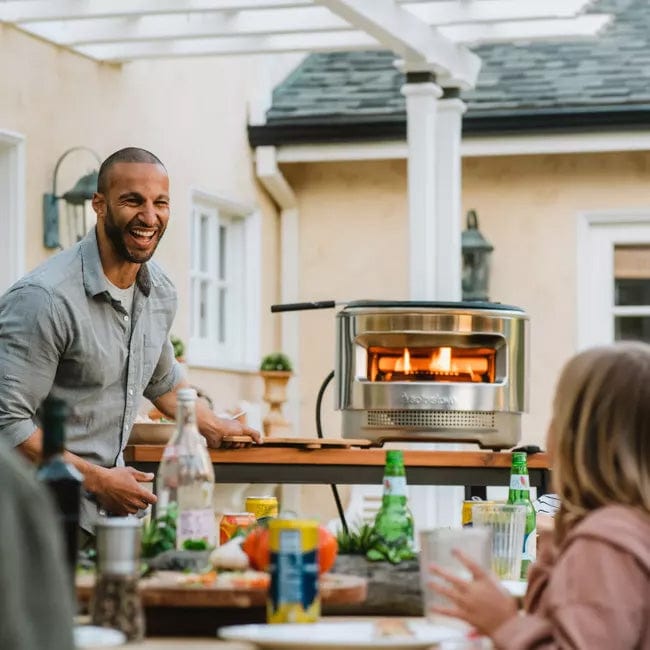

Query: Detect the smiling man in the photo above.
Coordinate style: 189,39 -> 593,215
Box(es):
0,147 -> 261,535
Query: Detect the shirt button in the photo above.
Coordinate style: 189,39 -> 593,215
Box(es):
128,388 -> 134,396
124,315 -> 129,322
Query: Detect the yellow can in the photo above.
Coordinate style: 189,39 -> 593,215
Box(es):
246,496 -> 279,522
462,499 -> 495,527
267,518 -> 320,624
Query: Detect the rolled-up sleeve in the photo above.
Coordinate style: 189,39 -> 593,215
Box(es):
0,285 -> 66,446
143,337 -> 183,401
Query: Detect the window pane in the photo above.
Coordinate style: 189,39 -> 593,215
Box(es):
615,279 -> 650,306
199,281 -> 208,338
218,287 -> 226,344
219,225 -> 227,281
614,316 -> 650,343
199,214 -> 209,273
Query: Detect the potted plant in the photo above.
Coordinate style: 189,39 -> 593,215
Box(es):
171,335 -> 185,362
259,353 -> 293,437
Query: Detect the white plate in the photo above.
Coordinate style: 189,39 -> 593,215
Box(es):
219,621 -> 464,650
501,580 -> 527,598
74,625 -> 126,648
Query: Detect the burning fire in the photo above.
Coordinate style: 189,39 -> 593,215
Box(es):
375,346 -> 493,382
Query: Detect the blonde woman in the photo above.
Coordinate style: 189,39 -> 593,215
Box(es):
430,342 -> 650,648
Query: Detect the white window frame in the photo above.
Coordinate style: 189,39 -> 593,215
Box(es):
0,130 -> 25,293
187,189 -> 261,371
577,210 -> 650,349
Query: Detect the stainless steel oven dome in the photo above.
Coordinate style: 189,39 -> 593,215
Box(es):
335,300 -> 529,449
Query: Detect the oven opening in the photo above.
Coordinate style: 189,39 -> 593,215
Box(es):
367,345 -> 496,383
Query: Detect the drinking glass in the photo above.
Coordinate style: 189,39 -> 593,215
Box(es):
471,503 -> 526,581
419,527 -> 492,627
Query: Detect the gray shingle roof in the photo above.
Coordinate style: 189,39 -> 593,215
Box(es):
266,0 -> 650,122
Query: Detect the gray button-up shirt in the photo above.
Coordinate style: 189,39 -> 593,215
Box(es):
0,228 -> 182,529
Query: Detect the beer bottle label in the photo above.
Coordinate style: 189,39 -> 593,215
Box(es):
383,476 -> 407,496
509,474 -> 530,490
522,526 -> 537,563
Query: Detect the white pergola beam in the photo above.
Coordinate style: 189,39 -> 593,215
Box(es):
408,0 -> 596,26
26,7 -> 349,45
25,2 -> 605,47
76,30 -> 379,62
0,0 -> 312,23
441,14 -> 611,45
319,0 -> 481,88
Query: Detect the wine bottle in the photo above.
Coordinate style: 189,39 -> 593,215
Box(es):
36,396 -> 83,587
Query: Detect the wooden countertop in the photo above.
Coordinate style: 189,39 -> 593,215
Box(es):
124,445 -> 550,469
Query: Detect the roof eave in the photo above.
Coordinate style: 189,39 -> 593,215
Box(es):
248,104 -> 650,147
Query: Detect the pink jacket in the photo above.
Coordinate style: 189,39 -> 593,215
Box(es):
492,505 -> 650,649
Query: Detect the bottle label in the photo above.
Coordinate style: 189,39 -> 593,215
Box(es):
383,476 -> 407,496
509,474 -> 530,490
178,508 -> 217,547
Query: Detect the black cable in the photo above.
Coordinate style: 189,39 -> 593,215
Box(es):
315,370 -> 349,536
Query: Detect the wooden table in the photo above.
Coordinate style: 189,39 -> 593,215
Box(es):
78,572 -> 367,637
124,446 -> 551,497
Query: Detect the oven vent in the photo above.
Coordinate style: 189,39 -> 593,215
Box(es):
366,410 -> 496,430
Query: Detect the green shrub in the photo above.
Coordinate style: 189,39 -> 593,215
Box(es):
260,352 -> 293,372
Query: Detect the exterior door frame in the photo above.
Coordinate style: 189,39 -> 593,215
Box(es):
577,210 -> 650,349
0,130 -> 26,291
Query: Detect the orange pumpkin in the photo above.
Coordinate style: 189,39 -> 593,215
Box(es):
242,524 -> 338,575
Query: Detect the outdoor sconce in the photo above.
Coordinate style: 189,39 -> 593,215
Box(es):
43,147 -> 101,249
461,209 -> 494,301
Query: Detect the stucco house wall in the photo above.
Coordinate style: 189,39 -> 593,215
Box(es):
0,26 -> 282,415
282,150 -> 650,455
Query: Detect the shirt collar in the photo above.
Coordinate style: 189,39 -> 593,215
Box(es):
80,227 -> 152,298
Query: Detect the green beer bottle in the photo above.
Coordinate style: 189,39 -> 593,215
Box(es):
372,450 -> 414,562
507,451 -> 537,579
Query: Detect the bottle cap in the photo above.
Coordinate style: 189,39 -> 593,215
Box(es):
177,387 -> 198,402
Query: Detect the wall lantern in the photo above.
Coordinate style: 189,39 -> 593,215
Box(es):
43,147 -> 101,249
461,209 -> 494,302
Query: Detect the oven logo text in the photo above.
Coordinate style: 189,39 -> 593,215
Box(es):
401,393 -> 456,407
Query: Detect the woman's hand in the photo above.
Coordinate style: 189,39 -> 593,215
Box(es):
428,549 -> 518,637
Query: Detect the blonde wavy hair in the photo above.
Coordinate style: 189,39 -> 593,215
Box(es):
551,342 -> 650,541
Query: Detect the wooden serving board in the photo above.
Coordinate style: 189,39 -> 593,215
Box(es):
77,572 -> 367,609
221,435 -> 374,449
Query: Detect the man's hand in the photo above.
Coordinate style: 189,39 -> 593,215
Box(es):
153,384 -> 263,448
199,412 -> 263,448
91,466 -> 157,516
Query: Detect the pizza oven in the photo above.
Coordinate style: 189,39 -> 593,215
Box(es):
335,301 -> 529,449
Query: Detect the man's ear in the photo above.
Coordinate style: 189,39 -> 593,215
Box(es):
91,192 -> 105,220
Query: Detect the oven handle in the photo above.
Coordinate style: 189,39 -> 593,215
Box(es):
271,300 -> 343,312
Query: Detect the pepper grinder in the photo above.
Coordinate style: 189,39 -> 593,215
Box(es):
90,517 -> 145,642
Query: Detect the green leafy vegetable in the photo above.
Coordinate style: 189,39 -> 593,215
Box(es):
141,503 -> 178,558
336,521 -> 415,564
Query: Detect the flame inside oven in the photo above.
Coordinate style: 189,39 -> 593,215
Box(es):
368,345 -> 496,383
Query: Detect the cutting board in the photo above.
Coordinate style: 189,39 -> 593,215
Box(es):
77,572 -> 367,609
221,436 -> 374,448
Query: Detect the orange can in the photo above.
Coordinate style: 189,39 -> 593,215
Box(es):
219,512 -> 256,545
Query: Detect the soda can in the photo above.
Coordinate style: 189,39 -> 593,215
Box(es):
267,518 -> 320,624
219,512 -> 256,545
462,499 -> 495,527
245,496 -> 279,522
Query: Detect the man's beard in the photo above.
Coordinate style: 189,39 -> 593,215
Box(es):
103,205 -> 165,264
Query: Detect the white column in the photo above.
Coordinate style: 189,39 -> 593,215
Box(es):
435,91 -> 466,301
401,74 -> 442,300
